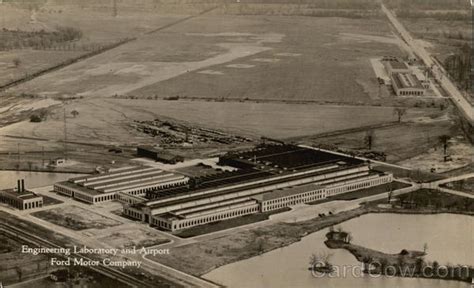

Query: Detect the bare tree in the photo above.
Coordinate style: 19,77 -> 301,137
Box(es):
393,107 -> 407,123
438,135 -> 451,162
15,266 -> 23,282
13,58 -> 21,67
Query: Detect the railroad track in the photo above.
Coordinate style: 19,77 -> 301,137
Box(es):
0,223 -> 155,288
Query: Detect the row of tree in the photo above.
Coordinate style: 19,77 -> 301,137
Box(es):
444,43 -> 471,91
0,27 -> 83,51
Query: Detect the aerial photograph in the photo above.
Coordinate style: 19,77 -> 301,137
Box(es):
0,0 -> 472,287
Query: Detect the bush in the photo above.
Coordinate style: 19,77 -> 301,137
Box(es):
30,114 -> 42,122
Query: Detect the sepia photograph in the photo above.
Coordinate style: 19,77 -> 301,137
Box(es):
0,0 -> 473,287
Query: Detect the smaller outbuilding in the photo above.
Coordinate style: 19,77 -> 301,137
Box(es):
137,146 -> 184,164
0,179 -> 43,210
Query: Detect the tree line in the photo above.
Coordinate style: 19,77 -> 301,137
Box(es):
0,26 -> 83,51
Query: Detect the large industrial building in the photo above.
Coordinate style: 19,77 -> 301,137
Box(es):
391,72 -> 425,96
54,166 -> 189,204
122,144 -> 393,232
0,179 -> 43,210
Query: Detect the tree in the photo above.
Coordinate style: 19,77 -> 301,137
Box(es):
71,110 -> 79,118
423,243 -> 428,254
438,135 -> 451,161
30,114 -> 42,122
362,256 -> 373,272
346,233 -> 353,244
256,238 -> 265,254
393,107 -> 407,123
15,266 -> 23,282
13,58 -> 21,67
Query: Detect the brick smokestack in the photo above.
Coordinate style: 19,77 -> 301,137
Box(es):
21,179 -> 25,192
17,180 -> 21,193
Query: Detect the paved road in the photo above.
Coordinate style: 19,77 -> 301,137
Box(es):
421,172 -> 474,199
381,3 -> 474,125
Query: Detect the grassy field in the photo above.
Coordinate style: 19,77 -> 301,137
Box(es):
96,227 -> 170,249
7,14 -> 400,103
442,177 -> 474,194
130,16 -> 400,104
32,205 -> 121,230
0,50 -> 83,86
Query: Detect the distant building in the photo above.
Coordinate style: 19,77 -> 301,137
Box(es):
391,72 -> 425,96
49,158 -> 66,167
385,60 -> 410,75
137,146 -> 184,164
0,180 -> 43,210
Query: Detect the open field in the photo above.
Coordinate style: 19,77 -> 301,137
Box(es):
0,95 -> 450,172
0,50 -> 83,86
95,226 -> 170,249
295,108 -> 463,163
0,97 -> 439,144
32,205 -> 122,230
7,15 -> 402,104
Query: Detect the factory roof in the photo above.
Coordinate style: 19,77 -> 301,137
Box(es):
392,72 -> 424,90
0,189 -> 42,200
257,183 -> 323,201
386,60 -> 410,70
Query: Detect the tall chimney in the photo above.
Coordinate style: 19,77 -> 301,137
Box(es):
17,180 -> 21,193
21,179 -> 25,192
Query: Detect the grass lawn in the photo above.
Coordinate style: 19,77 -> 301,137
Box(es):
367,189 -> 474,212
374,165 -> 445,182
31,205 -> 121,231
441,177 -> 474,194
173,208 -> 290,238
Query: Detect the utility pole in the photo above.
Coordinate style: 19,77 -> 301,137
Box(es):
17,143 -> 20,170
112,0 -> 117,17
63,105 -> 68,161
42,146 -> 45,168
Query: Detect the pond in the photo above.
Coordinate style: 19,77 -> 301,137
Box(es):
0,170 -> 83,190
204,213 -> 473,288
